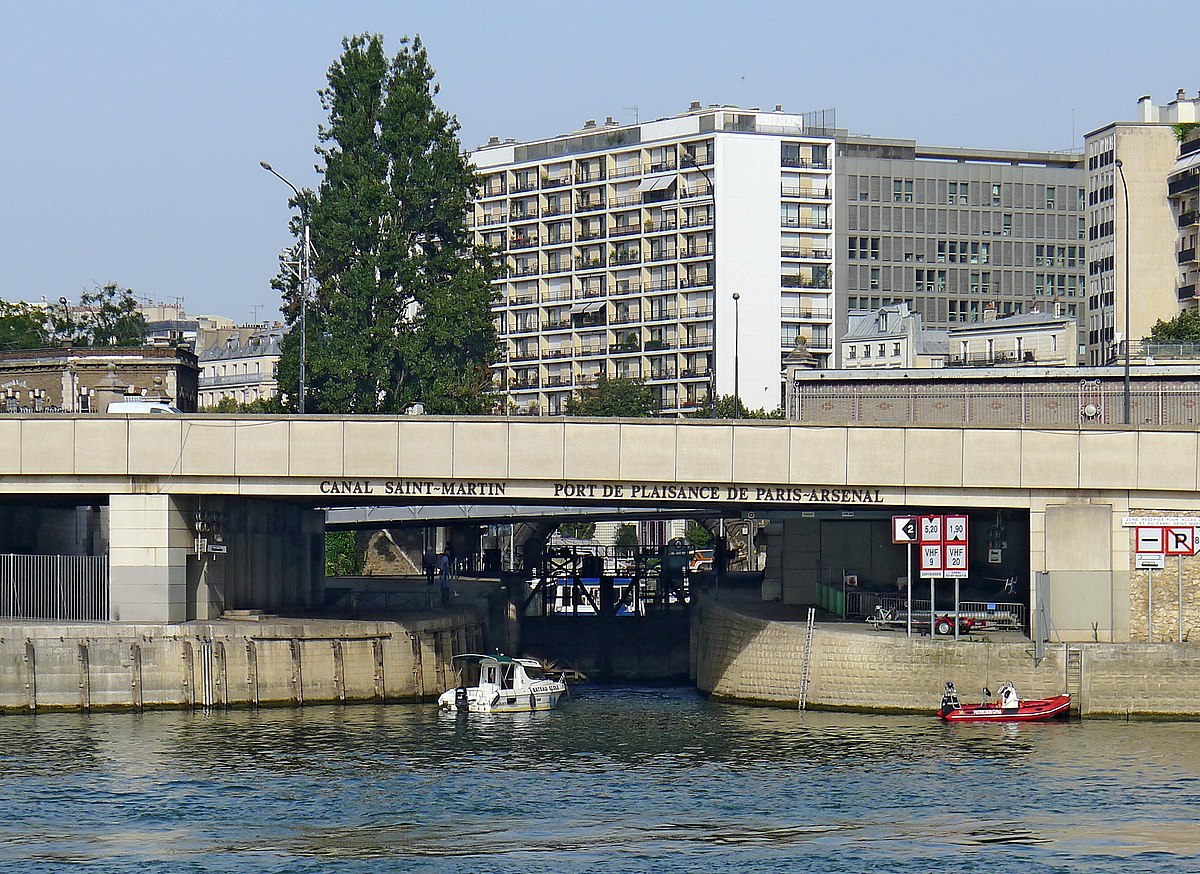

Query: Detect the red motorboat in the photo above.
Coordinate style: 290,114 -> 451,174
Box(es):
939,681 -> 1071,722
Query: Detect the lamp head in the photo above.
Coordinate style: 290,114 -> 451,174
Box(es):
1114,158 -> 1123,169
259,161 -> 273,171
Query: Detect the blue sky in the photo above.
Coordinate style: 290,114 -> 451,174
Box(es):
0,0 -> 1191,323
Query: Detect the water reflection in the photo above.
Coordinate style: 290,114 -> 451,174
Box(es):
0,688 -> 1198,872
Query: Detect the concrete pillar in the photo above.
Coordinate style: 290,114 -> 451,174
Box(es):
109,494 -> 193,622
1044,503 -> 1119,642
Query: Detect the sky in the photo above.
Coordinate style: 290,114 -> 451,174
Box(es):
0,0 -> 1193,324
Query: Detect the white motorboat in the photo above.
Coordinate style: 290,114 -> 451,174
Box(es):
438,653 -> 567,714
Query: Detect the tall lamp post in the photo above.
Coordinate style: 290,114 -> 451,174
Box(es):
680,151 -> 717,415
732,292 -> 741,419
1114,159 -> 1131,425
260,161 -> 311,414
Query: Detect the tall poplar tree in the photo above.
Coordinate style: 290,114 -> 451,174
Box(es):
276,34 -> 497,414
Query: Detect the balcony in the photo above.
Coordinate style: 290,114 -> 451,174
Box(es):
542,202 -> 569,217
509,348 -> 541,362
680,275 -> 712,289
542,319 -> 573,331
576,199 -> 607,213
781,217 -> 832,230
577,228 -> 604,241
781,274 -> 831,289
478,213 -> 508,228
611,194 -> 641,208
679,185 -> 713,201
575,256 -> 606,271
610,164 -> 643,180
645,219 -> 677,234
544,374 -> 573,387
645,278 -> 679,292
1179,210 -> 1199,228
945,351 -> 1036,367
645,308 -> 678,323
781,307 -> 833,321
509,236 -> 539,250
610,311 -> 642,325
512,264 -> 540,277
680,334 -> 713,350
545,261 -> 572,275
1179,283 -> 1197,301
781,187 -> 831,199
680,307 -> 714,320
680,215 -> 713,229
1180,247 -> 1197,265
781,157 -> 830,170
610,224 -> 640,238
512,177 -> 539,193
781,247 -> 832,260
575,169 -> 605,183
544,232 -> 572,245
509,208 -> 538,222
611,281 -> 642,296
1169,173 -> 1199,196
681,245 -> 712,258
644,339 -> 677,351
647,249 -> 678,263
542,175 -> 572,189
612,250 -> 641,266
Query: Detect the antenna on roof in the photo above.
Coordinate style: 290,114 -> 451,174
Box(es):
624,106 -> 639,124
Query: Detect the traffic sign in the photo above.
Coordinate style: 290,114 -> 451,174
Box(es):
1165,526 -> 1196,556
920,543 -> 943,578
944,543 -> 968,578
1136,552 -> 1165,570
920,515 -> 943,544
892,515 -> 918,544
1136,526 -> 1164,554
944,514 -> 968,544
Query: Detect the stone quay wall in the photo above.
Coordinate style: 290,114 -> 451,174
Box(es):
0,612 -> 484,713
1127,512 -> 1200,644
694,599 -> 1200,719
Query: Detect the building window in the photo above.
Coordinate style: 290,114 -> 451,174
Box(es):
863,344 -> 871,358
893,342 -> 901,356
1045,186 -> 1056,209
870,238 -> 880,260
991,183 -> 1002,206
1002,214 -> 1012,236
949,181 -> 968,205
937,241 -> 946,263
847,346 -> 856,359
870,267 -> 880,289
893,179 -> 913,203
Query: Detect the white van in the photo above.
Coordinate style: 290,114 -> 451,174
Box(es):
105,400 -> 182,414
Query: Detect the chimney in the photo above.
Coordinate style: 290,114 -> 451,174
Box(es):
982,303 -> 997,322
605,116 -> 615,125
689,100 -> 701,111
1177,88 -> 1187,102
583,119 -> 596,129
487,136 -> 500,146
1138,94 -> 1155,123
774,104 -> 783,112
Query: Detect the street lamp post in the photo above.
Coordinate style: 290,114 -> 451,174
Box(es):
680,151 -> 717,415
1115,159 -> 1131,425
260,161 -> 311,414
732,292 -> 741,419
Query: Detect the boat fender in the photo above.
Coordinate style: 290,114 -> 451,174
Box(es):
529,691 -> 536,711
490,692 -> 500,708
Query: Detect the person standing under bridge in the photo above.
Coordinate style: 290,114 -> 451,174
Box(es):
438,552 -> 451,608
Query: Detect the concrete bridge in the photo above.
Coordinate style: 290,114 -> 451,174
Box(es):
2,415 -> 1198,641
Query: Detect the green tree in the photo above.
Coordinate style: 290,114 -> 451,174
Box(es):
685,520 -> 713,548
564,376 -> 658,417
275,34 -> 497,414
0,301 -> 50,351
202,395 -> 287,414
689,394 -> 784,420
1149,309 -> 1200,344
558,521 -> 596,540
613,523 -> 638,548
49,284 -> 147,347
325,530 -> 364,576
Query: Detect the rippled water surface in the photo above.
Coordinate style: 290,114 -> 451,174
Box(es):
1,687 -> 1199,872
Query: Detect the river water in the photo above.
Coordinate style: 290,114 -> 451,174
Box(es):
1,686 -> 1198,873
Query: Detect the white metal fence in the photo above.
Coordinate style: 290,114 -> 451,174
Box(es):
0,555 -> 109,621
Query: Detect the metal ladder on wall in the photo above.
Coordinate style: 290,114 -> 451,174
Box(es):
798,607 -> 816,711
1065,644 -> 1083,714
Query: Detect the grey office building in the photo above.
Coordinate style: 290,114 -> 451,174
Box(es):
835,136 -> 1086,365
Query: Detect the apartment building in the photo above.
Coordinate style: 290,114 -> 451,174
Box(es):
839,303 -> 947,369
1170,123 -> 1200,309
197,326 -> 283,408
470,103 -> 836,415
1084,90 -> 1200,365
835,136 -> 1086,366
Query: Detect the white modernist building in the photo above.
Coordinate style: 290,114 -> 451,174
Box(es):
470,103 -> 836,415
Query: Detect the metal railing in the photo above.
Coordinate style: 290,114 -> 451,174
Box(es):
1,554 -> 109,621
791,381 -> 1200,427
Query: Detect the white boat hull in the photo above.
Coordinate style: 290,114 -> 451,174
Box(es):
438,683 -> 565,713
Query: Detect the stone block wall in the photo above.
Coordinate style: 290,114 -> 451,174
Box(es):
694,598 -> 1200,718
1127,512 -> 1200,643
0,612 -> 484,713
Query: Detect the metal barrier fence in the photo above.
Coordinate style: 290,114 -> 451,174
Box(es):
0,555 -> 109,621
834,587 -> 1026,630
792,381 -> 1200,428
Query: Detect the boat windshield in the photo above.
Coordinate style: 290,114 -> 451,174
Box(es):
523,664 -> 544,680
455,660 -> 483,687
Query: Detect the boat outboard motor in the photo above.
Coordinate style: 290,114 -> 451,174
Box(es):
454,684 -> 469,713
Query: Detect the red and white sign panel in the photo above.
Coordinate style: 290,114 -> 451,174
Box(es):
1164,526 -> 1195,556
1135,527 -> 1164,555
920,543 -> 943,578
920,515 -> 943,544
944,515 -> 969,544
892,516 -> 918,544
944,543 -> 968,578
